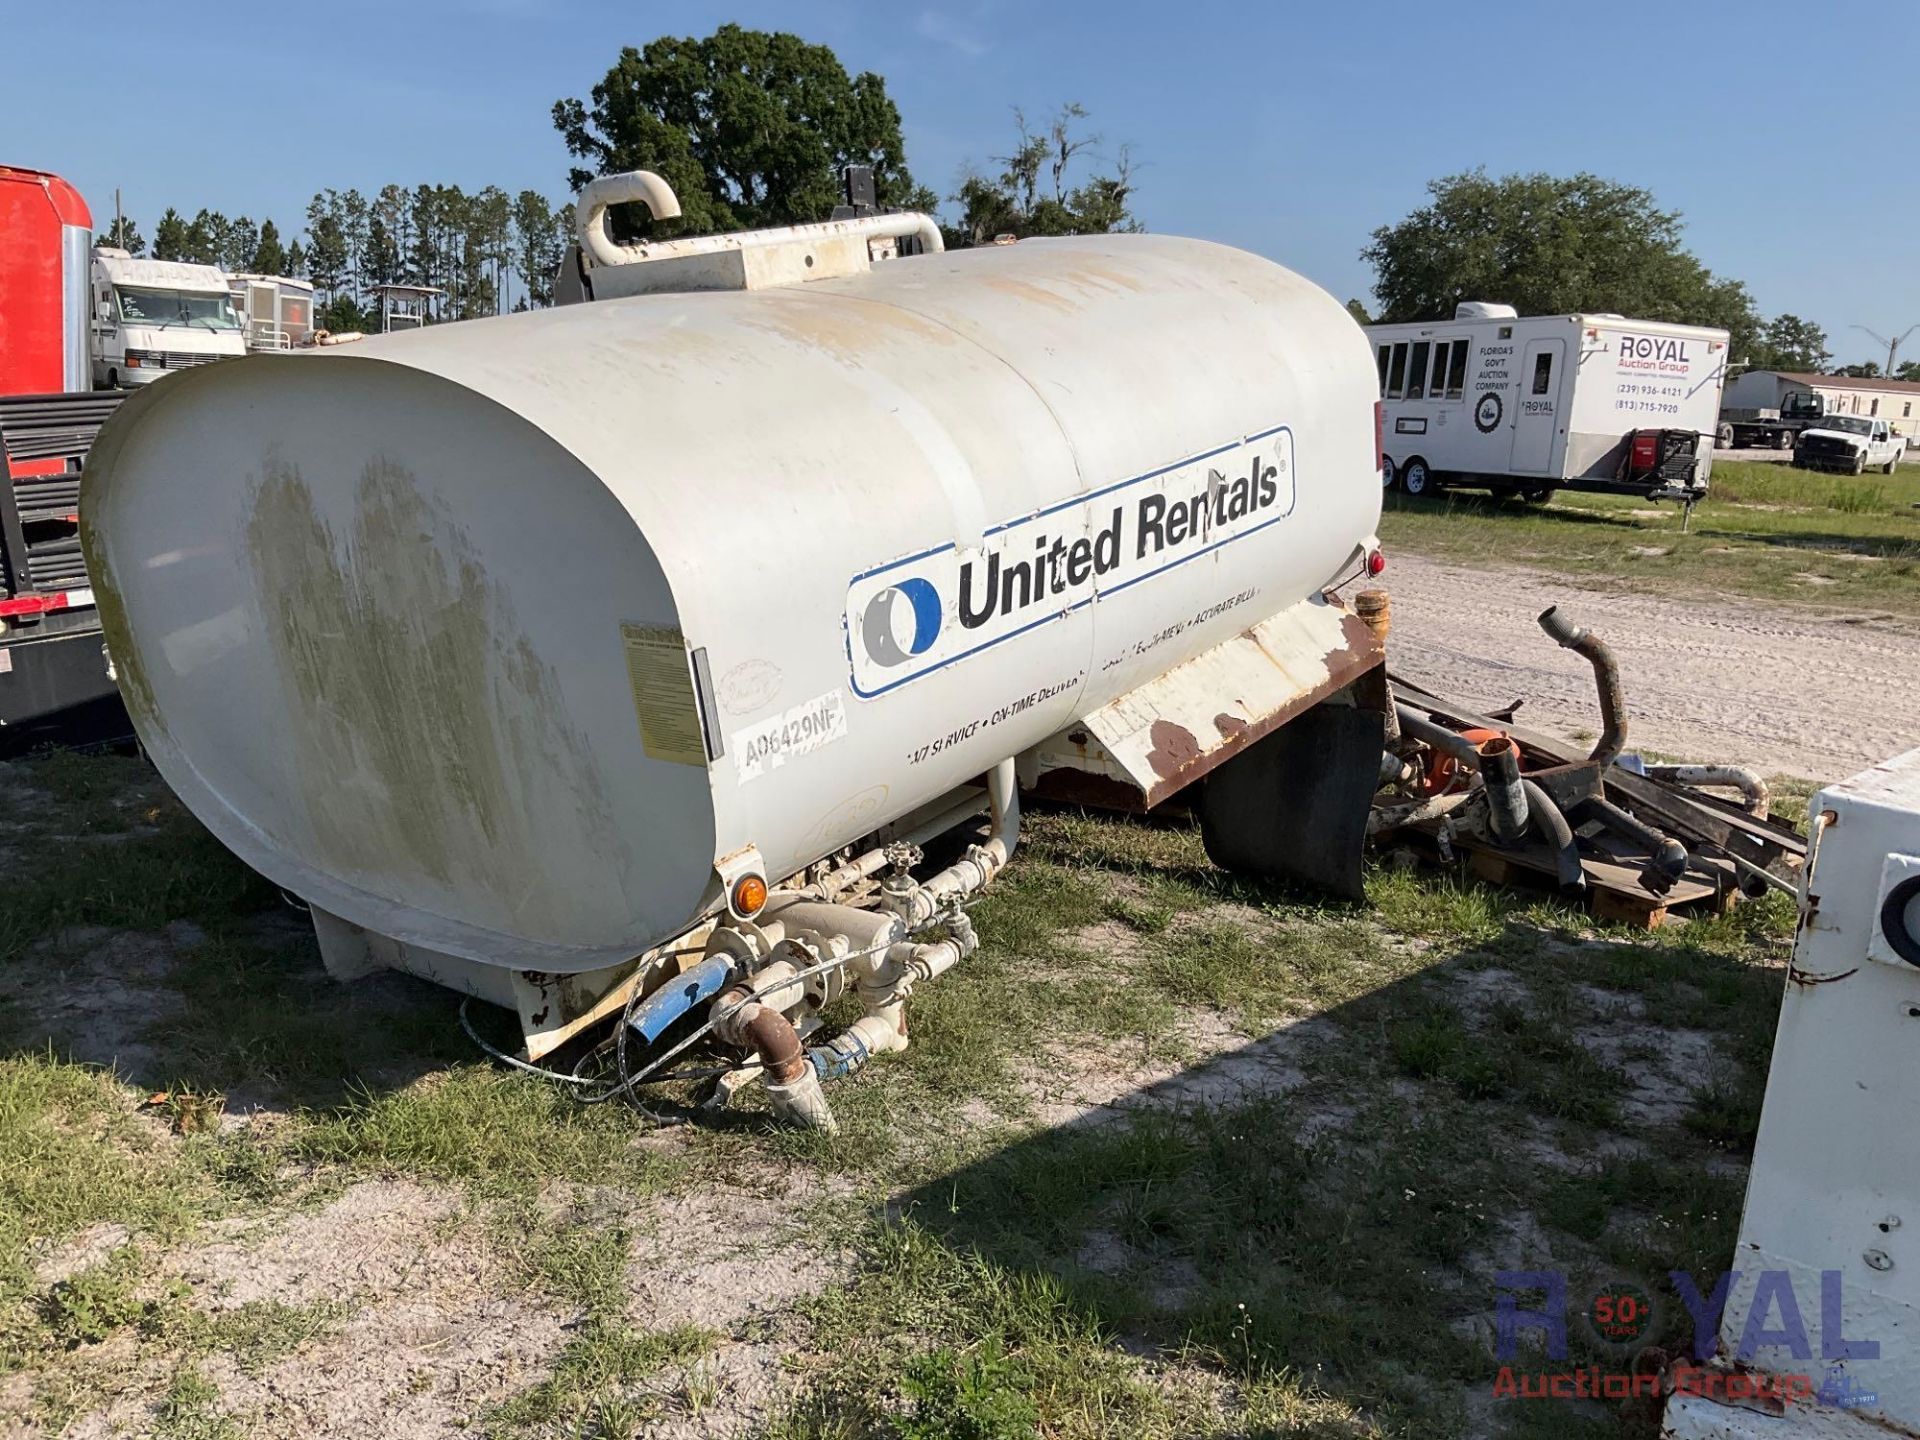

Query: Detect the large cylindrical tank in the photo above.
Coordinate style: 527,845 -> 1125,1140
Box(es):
83,233 -> 1381,972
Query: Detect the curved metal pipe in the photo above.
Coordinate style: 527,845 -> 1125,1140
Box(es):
1537,606 -> 1628,767
577,168 -> 943,271
1521,779 -> 1585,892
1477,736 -> 1530,843
1645,763 -> 1771,819
739,1006 -> 808,1084
576,170 -> 684,268
896,758 -> 1020,926
1588,795 -> 1689,894
711,970 -> 836,1130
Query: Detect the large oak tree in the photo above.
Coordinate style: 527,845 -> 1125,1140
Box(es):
553,25 -> 934,236
1363,170 -> 1764,358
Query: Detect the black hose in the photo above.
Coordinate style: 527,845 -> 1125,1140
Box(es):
1522,779 -> 1585,892
1397,706 -> 1585,891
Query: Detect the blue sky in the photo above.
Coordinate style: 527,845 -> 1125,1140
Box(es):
8,0 -> 1916,366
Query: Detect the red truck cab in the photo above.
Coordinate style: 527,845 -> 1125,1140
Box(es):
0,165 -> 129,750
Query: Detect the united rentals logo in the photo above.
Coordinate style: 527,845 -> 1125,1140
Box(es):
846,426 -> 1297,697
859,578 -> 943,668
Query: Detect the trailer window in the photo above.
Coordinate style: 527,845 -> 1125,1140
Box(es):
1406,342 -> 1431,400
1377,345 -> 1391,389
1427,340 -> 1465,399
1871,398 -> 1880,416
1530,350 -> 1553,395
1386,343 -> 1408,398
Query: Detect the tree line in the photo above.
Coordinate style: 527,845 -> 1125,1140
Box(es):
94,25 -> 1137,337
93,25 -> 1873,378
1356,169 -> 1901,377
96,186 -> 572,332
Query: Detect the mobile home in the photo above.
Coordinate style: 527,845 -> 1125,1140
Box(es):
1367,305 -> 1729,500
90,249 -> 246,387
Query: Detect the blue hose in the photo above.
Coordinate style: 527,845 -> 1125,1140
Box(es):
626,955 -> 735,1045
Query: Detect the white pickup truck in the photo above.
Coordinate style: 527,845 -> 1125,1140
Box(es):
1792,413 -> 1904,474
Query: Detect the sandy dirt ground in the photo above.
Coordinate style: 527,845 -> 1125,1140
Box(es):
1382,551 -> 1920,783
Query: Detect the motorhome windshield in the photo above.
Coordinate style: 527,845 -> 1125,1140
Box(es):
115,286 -> 241,330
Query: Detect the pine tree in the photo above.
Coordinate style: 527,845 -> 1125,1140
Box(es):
95,216 -> 146,255
223,216 -> 259,273
152,208 -> 191,261
184,210 -> 230,266
253,219 -> 287,276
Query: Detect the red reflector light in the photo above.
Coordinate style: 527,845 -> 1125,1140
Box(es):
1366,549 -> 1387,577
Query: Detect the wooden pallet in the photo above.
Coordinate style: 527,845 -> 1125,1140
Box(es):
1457,835 -> 1737,930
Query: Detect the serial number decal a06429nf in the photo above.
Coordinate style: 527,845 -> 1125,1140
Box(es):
732,688 -> 848,782
845,426 -> 1296,697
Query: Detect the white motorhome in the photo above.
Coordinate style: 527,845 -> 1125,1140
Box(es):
90,249 -> 246,388
1367,305 -> 1729,500
227,272 -> 316,352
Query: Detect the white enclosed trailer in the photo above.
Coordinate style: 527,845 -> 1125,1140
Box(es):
82,172 -> 1389,1125
1368,305 -> 1728,501
227,273 -> 315,352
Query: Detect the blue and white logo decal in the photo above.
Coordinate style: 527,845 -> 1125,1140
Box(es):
845,425 -> 1296,697
859,577 -> 943,668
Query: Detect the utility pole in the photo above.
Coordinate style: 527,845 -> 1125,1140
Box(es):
114,187 -> 122,247
1852,321 -> 1920,377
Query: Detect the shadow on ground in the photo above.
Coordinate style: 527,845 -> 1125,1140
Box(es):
862,874 -> 1779,1439
0,751 -> 468,1114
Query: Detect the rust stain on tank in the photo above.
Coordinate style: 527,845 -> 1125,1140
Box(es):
977,276 -> 1082,315
1213,713 -> 1249,738
742,293 -> 965,354
1063,261 -> 1148,294
1144,719 -> 1202,779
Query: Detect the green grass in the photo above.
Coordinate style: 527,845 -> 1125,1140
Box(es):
0,1057 -> 205,1312
0,756 -> 277,971
482,1210 -> 718,1437
755,807 -> 1796,1438
152,1366 -> 244,1440
1,752 -> 1804,1438
292,1065 -> 683,1197
1380,458 -> 1920,615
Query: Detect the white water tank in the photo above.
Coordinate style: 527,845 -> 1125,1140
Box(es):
83,233 -> 1381,972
